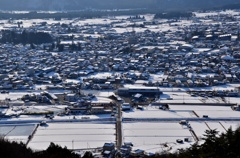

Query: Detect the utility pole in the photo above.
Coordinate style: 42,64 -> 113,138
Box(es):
183,93 -> 185,104
72,140 -> 74,150
116,102 -> 122,150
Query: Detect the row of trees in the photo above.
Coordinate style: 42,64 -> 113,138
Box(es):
0,138 -> 94,158
154,12 -> 193,19
1,30 -> 53,44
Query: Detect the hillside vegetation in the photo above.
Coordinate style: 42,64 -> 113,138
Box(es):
155,127 -> 240,158
0,139 -> 80,158
0,0 -> 237,11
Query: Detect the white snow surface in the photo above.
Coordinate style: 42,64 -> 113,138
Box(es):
123,122 -> 193,153
28,122 -> 115,150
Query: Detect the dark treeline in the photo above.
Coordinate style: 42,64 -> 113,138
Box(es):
154,12 -> 193,19
213,3 -> 240,10
0,138 -> 83,158
1,30 -> 53,44
0,0 -> 237,11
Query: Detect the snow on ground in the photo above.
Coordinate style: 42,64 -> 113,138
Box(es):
123,122 -> 193,153
0,11 -> 238,34
28,122 -> 115,150
65,79 -> 82,84
74,18 -> 118,25
0,92 -> 26,100
84,72 -> 119,79
194,10 -> 239,18
170,105 -> 240,119
220,121 -> 240,131
2,115 -> 45,122
196,110 -> 240,119
114,24 -> 176,33
157,90 -> 239,104
123,104 -> 240,120
159,92 -> 205,104
2,113 -> 112,123
0,89 -> 73,101
189,121 -> 209,140
149,72 -> 166,82
82,90 -> 115,97
124,84 -> 240,93
228,97 -> 240,104
170,105 -> 230,111
168,142 -> 194,154
0,124 -> 36,143
187,84 -> 240,92
0,19 -> 71,29
123,106 -> 196,119
205,122 -> 226,134
4,105 -> 67,117
92,96 -> 114,102
33,84 -> 49,90
135,80 -> 148,84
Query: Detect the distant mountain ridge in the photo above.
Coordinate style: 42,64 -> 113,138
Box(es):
0,0 -> 238,11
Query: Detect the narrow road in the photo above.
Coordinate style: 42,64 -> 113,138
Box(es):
2,116 -> 240,125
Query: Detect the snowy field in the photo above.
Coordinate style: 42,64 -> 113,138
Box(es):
27,122 -> 115,150
123,104 -> 240,120
188,121 -> 209,140
125,83 -> 240,93
158,90 -> 239,104
194,10 -> 240,18
195,110 -> 240,119
123,122 -> 193,153
206,122 -> 226,134
0,124 -> 35,143
0,92 -> 29,100
169,105 -> 240,119
0,90 -> 70,101
220,121 -> 240,131
159,92 -> 206,104
189,121 -> 240,140
123,106 -> 197,119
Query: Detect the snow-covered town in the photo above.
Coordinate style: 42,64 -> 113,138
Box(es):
0,9 -> 240,157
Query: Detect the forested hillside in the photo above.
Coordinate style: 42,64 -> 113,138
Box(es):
156,127 -> 240,158
0,0 -> 237,11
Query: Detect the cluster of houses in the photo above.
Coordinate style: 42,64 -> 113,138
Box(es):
0,10 -> 239,114
101,142 -> 147,158
0,12 -> 239,94
0,9 -> 240,157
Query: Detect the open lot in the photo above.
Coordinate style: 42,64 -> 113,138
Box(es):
123,106 -> 196,119
220,121 -> 240,131
0,124 -> 35,143
159,91 -> 235,104
170,105 -> 240,119
27,122 -> 115,150
123,122 -> 193,153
